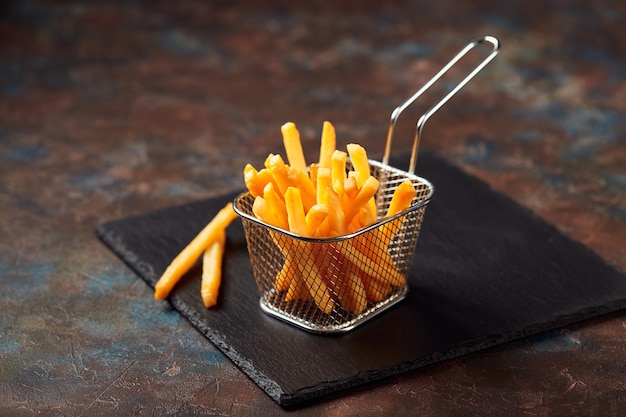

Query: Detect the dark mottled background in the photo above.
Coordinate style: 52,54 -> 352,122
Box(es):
1,0 -> 625,416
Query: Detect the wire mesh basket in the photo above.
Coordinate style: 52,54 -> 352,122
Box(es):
235,161 -> 433,333
233,36 -> 499,333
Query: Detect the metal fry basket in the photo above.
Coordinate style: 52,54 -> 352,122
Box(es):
233,36 -> 500,333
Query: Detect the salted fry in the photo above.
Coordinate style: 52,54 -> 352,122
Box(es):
285,187 -> 309,236
297,242 -> 335,313
309,163 -> 318,189
331,150 -> 347,194
347,143 -> 377,218
343,176 -> 358,200
305,204 -> 329,236
337,239 -> 406,287
200,229 -> 226,308
281,122 -> 308,174
266,153 -> 290,195
359,269 -> 393,302
253,196 -> 287,230
344,175 -> 379,225
315,167 -> 332,205
244,165 -> 277,198
380,180 -> 417,242
318,121 -> 336,169
262,183 -> 289,230
287,166 -> 317,211
285,272 -> 309,302
322,186 -> 346,236
331,265 -> 368,315
276,250 -> 298,293
342,235 -> 405,287
154,203 -> 237,300
386,180 -> 417,217
346,143 -> 370,187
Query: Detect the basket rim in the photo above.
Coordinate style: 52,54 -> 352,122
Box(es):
232,159 -> 435,243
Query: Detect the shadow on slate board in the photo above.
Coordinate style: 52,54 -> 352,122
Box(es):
96,151 -> 626,408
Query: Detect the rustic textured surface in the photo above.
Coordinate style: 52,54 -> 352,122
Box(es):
1,0 -> 625,416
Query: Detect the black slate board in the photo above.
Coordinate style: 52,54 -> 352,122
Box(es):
96,151 -> 626,408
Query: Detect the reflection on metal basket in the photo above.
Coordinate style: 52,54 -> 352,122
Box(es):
234,160 -> 434,333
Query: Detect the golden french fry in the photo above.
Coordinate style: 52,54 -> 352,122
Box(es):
331,150 -> 347,194
309,163 -> 318,190
386,180 -> 417,217
358,206 -> 376,228
359,269 -> 393,302
336,238 -> 405,287
154,203 -> 237,300
380,180 -> 417,242
343,176 -> 358,200
200,228 -> 226,308
347,143 -> 377,218
287,166 -> 317,211
299,243 -> 335,313
319,121 -> 336,170
262,183 -> 288,229
253,196 -> 276,227
266,153 -> 291,195
335,267 -> 368,315
305,204 -> 329,236
275,248 -> 297,293
315,167 -> 331,205
284,187 -> 309,236
346,143 -> 370,187
344,175 -> 379,226
285,271 -> 309,302
322,186 -> 346,236
244,165 -> 276,198
281,122 -> 308,174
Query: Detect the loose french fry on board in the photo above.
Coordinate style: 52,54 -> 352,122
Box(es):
200,228 -> 227,308
154,203 -> 237,300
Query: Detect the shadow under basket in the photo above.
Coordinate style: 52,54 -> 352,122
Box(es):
233,159 -> 435,334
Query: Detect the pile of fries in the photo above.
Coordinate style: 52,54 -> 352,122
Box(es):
154,121 -> 417,314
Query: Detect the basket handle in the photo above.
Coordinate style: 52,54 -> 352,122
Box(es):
382,35 -> 500,174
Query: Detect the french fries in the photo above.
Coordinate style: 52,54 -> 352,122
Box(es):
154,120 -> 420,316
201,228 -> 226,308
154,203 -> 237,304
245,121 -> 419,315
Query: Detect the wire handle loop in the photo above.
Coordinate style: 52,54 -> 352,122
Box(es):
382,35 -> 500,174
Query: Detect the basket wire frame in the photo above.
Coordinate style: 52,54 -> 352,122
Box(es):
233,35 -> 499,333
234,160 -> 434,333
